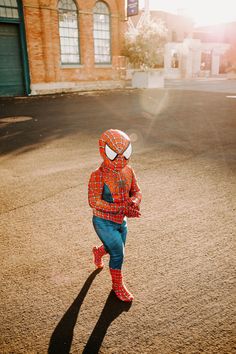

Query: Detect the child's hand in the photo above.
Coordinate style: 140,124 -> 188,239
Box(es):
127,197 -> 140,211
116,201 -> 141,217
124,205 -> 141,218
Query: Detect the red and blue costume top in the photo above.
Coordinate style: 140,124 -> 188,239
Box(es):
88,129 -> 142,224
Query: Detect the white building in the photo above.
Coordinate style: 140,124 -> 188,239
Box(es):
164,38 -> 230,79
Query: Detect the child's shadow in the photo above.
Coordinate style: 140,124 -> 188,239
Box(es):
82,291 -> 132,354
48,269 -> 132,354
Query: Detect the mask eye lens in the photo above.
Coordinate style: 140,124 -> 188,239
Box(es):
105,144 -> 118,161
123,143 -> 132,160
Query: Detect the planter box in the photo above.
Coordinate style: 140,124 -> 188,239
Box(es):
132,69 -> 164,88
164,68 -> 181,79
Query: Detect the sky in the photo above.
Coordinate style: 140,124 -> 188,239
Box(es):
139,0 -> 236,26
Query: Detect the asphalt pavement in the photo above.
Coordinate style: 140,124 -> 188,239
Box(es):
0,80 -> 236,354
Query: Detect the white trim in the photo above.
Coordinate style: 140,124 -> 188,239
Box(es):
60,65 -> 84,69
94,64 -> 112,68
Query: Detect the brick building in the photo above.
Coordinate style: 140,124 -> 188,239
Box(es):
0,0 -> 126,96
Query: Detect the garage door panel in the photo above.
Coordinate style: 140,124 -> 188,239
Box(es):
0,54 -> 22,65
0,41 -> 20,53
0,83 -> 23,91
0,69 -> 23,81
0,23 -> 25,96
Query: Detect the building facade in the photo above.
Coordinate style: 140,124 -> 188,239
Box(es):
164,39 -> 230,79
164,23 -> 236,79
193,22 -> 236,75
128,9 -> 232,79
0,0 -> 126,96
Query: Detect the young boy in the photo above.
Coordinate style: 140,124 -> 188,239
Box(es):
88,129 -> 142,302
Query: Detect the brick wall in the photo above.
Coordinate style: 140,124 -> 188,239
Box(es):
22,0 -> 126,94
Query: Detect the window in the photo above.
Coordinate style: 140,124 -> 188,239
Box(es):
0,0 -> 19,19
201,51 -> 212,71
171,50 -> 179,68
93,1 -> 111,64
58,0 -> 80,64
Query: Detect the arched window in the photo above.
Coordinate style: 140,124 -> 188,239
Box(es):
0,0 -> 19,18
58,0 -> 80,64
93,1 -> 111,64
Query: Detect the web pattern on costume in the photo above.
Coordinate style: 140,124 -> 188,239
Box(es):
99,129 -> 131,171
100,130 -> 129,154
88,165 -> 141,224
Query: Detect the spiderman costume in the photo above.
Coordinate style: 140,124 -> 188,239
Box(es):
88,129 -> 142,302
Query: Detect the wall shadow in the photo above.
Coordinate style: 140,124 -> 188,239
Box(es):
0,91 -> 146,156
1,89 -> 234,169
82,291 -> 132,354
48,268 -> 102,354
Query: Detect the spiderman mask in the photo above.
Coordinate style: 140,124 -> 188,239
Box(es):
99,129 -> 132,171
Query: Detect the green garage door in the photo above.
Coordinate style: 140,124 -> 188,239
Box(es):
0,23 -> 25,96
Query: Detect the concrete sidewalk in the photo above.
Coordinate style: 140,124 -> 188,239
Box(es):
165,78 -> 236,93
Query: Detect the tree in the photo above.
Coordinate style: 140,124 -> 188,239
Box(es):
123,18 -> 168,69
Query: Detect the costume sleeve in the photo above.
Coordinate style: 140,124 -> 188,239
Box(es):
130,169 -> 142,206
88,170 -> 125,214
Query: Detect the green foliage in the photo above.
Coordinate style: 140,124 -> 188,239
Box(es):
123,18 -> 168,69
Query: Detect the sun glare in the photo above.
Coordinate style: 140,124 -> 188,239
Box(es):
182,0 -> 236,26
140,0 -> 236,26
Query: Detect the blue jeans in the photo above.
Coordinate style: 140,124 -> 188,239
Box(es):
92,216 -> 127,270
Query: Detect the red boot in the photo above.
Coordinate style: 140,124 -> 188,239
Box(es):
93,245 -> 107,268
110,268 -> 134,302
